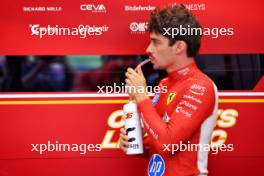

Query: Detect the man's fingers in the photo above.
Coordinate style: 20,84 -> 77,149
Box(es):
120,132 -> 129,141
126,67 -> 145,84
119,128 -> 129,153
120,128 -> 129,140
125,79 -> 132,86
120,128 -> 126,134
119,137 -> 128,152
120,145 -> 128,152
120,139 -> 129,147
136,66 -> 144,76
127,68 -> 138,77
125,72 -> 135,80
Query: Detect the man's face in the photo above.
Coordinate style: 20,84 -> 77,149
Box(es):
146,32 -> 175,70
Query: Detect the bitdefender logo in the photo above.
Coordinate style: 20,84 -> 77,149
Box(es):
129,22 -> 148,34
80,4 -> 106,13
124,5 -> 156,11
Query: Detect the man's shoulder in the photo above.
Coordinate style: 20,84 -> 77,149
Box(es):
189,70 -> 214,85
181,72 -> 216,95
158,77 -> 169,87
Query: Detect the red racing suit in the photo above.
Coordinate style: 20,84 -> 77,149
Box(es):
138,62 -> 218,176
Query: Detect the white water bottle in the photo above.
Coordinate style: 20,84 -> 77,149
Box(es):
123,101 -> 143,155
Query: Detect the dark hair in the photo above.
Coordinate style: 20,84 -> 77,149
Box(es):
148,4 -> 202,57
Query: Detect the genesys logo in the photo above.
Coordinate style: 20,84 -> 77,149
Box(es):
130,22 -> 148,34
80,4 -> 106,13
124,5 -> 156,11
29,24 -> 109,38
184,3 -> 206,11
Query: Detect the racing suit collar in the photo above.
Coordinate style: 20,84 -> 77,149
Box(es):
168,61 -> 198,82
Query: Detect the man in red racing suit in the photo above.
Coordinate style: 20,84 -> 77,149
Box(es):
120,4 -> 218,176
139,62 -> 218,175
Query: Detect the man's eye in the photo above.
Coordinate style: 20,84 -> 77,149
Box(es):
153,40 -> 158,45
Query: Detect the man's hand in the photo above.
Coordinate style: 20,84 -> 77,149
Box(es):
119,127 -> 147,153
119,128 -> 129,153
125,66 -> 148,103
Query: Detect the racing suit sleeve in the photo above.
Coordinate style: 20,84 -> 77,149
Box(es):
137,80 -> 216,154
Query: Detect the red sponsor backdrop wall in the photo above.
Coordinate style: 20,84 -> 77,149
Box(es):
0,0 -> 263,55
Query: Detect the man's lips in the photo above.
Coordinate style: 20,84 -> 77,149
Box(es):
149,56 -> 156,63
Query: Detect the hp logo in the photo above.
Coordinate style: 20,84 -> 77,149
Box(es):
148,154 -> 165,176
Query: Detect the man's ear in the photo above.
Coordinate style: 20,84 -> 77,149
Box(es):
172,40 -> 187,55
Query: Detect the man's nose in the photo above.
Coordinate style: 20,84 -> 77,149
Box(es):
146,44 -> 152,55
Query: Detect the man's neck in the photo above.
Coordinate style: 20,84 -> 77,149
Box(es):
166,57 -> 194,73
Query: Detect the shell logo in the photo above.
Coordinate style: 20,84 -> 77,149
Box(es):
101,108 -> 238,149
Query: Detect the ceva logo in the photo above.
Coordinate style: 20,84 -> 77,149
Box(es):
80,4 -> 106,13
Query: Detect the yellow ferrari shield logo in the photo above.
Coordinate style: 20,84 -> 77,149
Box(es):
167,92 -> 176,105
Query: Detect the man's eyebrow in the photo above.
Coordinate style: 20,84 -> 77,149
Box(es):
150,38 -> 159,42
